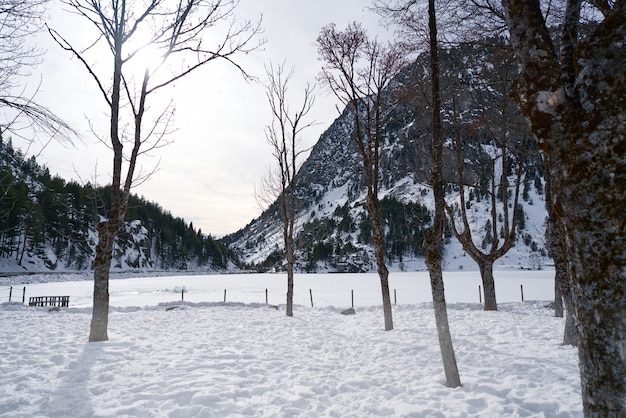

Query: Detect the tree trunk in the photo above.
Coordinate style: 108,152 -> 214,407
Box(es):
562,292 -> 578,347
478,260 -> 497,311
554,278 -> 564,318
421,0 -> 461,388
545,171 -> 567,320
367,194 -> 393,331
552,218 -> 578,347
286,269 -> 294,317
425,246 -> 462,388
89,220 -> 119,342
285,234 -> 295,317
503,3 -> 626,415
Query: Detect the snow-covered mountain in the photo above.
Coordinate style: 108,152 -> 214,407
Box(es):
0,140 -> 237,273
223,42 -> 550,273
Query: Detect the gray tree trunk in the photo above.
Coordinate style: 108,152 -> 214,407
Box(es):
562,293 -> 578,347
285,227 -> 295,317
366,194 -> 393,331
545,166 -> 576,337
89,19 -> 125,343
89,220 -> 120,342
478,260 -> 497,311
422,0 -> 461,389
554,277 -> 564,318
503,2 -> 625,415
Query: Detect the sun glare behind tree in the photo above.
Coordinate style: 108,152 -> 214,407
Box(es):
48,0 -> 262,342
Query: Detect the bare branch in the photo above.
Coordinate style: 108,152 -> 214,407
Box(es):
47,25 -> 112,108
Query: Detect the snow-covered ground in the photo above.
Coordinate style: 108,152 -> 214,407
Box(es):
1,271 -> 582,417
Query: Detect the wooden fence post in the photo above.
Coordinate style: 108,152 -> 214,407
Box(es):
309,289 -> 314,307
266,288 -> 268,304
9,286 -> 12,302
479,285 -> 482,304
22,287 -> 25,303
181,288 -> 184,301
521,284 -> 524,302
351,289 -> 354,308
394,289 -> 397,305
223,289 -> 227,303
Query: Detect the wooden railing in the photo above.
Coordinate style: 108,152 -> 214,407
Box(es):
28,296 -> 70,307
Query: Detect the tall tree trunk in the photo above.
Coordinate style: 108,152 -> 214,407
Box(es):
554,278 -> 564,318
285,231 -> 294,317
478,260 -> 497,311
367,194 -> 393,331
503,3 -> 626,415
547,211 -> 578,343
286,270 -> 294,316
422,0 -> 461,388
546,163 -> 577,342
426,255 -> 462,388
562,288 -> 578,347
89,220 -> 120,342
88,15 -> 125,343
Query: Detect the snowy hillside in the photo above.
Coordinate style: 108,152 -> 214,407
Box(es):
224,42 -> 550,273
227,172 -> 548,273
0,140 -> 237,274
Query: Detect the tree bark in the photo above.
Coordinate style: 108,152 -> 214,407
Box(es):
286,270 -> 294,316
422,0 -> 461,388
554,278 -> 564,318
367,194 -> 393,331
503,2 -> 626,415
89,220 -> 120,342
478,260 -> 497,311
562,289 -> 579,347
547,206 -> 578,343
285,224 -> 295,317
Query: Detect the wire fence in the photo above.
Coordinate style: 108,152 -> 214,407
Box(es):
0,283 -> 530,306
0,286 -> 27,303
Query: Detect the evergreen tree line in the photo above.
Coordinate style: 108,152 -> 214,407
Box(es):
296,197 -> 435,272
0,138 -> 236,270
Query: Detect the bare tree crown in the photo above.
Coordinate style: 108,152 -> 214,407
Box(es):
48,0 -> 262,191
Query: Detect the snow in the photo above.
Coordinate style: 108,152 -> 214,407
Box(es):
1,270 -> 582,417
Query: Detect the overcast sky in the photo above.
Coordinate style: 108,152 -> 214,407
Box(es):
15,0 -> 393,237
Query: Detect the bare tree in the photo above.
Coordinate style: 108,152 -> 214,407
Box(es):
49,0 -> 261,342
502,1 -> 625,415
422,0 -> 462,388
445,83 -> 525,311
0,0 -> 73,145
260,61 -> 315,317
372,0 -> 461,388
317,22 -> 406,331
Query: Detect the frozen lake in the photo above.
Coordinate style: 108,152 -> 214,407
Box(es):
1,268 -> 581,417
3,270 -> 555,308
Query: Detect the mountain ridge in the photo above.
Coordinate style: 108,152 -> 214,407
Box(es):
222,42 -> 550,273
